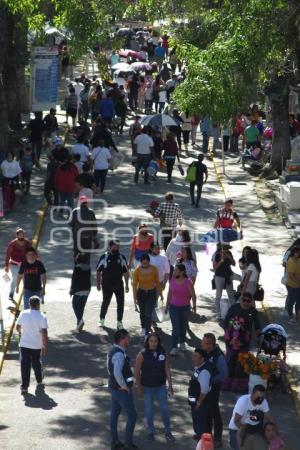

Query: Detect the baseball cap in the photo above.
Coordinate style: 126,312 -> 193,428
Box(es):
16,227 -> 24,234
79,195 -> 88,204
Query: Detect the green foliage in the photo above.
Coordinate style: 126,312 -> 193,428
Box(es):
133,0 -> 299,121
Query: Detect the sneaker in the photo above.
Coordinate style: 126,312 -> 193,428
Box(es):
124,445 -> 139,450
77,319 -> 84,331
98,319 -> 105,327
180,342 -> 188,352
165,432 -> 175,442
214,440 -> 223,449
147,433 -> 155,441
21,388 -> 28,395
117,321 -> 124,330
288,317 -> 297,324
170,348 -> 178,356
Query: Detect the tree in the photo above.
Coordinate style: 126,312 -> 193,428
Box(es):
0,0 -> 128,155
135,0 -> 300,173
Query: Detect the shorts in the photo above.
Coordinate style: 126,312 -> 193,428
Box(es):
67,108 -> 77,118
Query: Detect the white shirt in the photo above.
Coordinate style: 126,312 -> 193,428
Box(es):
166,234 -> 197,266
159,90 -> 167,103
194,364 -> 211,394
74,82 -> 84,99
16,309 -> 48,350
91,146 -> 111,170
149,254 -> 170,283
1,160 -> 22,178
228,394 -> 269,430
71,144 -> 90,164
134,133 -> 154,155
246,263 -> 259,283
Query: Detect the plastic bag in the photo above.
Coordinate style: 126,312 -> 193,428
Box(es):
155,302 -> 170,323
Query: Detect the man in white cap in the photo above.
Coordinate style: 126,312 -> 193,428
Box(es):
16,295 -> 48,395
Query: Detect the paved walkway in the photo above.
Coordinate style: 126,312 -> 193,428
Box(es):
0,127 -> 299,449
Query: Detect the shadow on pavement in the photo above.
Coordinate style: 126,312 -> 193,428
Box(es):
24,388 -> 58,410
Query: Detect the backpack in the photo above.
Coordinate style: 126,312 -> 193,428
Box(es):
185,163 -> 197,183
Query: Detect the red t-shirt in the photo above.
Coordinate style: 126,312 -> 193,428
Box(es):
5,239 -> 32,266
54,164 -> 79,193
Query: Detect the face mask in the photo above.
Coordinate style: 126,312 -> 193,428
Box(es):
254,397 -> 264,405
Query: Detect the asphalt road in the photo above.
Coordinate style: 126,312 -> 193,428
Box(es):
0,121 -> 299,449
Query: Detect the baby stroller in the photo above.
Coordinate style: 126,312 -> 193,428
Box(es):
258,324 -> 289,392
241,145 -> 263,168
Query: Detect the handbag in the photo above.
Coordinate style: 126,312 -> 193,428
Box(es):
254,284 -> 264,302
211,277 -> 216,290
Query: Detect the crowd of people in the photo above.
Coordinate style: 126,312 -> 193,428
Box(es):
1,26 -> 295,450
4,190 -> 292,450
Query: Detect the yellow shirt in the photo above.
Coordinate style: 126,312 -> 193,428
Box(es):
287,256 -> 300,288
132,265 -> 161,296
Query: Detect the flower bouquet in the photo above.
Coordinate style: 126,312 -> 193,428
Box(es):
238,352 -> 277,381
146,200 -> 167,228
239,352 -> 277,392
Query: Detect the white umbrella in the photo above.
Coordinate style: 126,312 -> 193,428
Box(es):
140,114 -> 178,128
111,62 -> 131,70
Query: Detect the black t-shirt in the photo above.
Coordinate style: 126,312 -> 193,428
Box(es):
28,118 -> 43,140
214,251 -> 234,277
195,162 -> 208,184
19,260 -> 46,291
96,252 -> 128,284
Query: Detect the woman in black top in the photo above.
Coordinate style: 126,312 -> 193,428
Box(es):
70,253 -> 91,331
223,292 -> 261,392
135,333 -> 175,442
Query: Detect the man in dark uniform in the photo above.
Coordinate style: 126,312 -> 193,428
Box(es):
107,329 -> 138,450
188,348 -> 213,441
96,240 -> 129,330
202,333 -> 228,448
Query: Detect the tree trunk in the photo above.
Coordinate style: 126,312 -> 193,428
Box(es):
0,4 -> 9,156
3,12 -> 28,130
267,76 -> 290,174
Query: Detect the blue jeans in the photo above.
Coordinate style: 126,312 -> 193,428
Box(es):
229,429 -> 238,450
72,294 -> 89,323
134,155 -> 151,183
24,289 -> 43,309
110,390 -> 137,446
143,385 -> 171,434
169,304 -> 190,348
286,286 -> 300,317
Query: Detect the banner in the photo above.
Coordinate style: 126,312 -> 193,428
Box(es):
31,47 -> 59,112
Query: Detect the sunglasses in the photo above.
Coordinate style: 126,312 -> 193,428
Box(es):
242,298 -> 252,303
